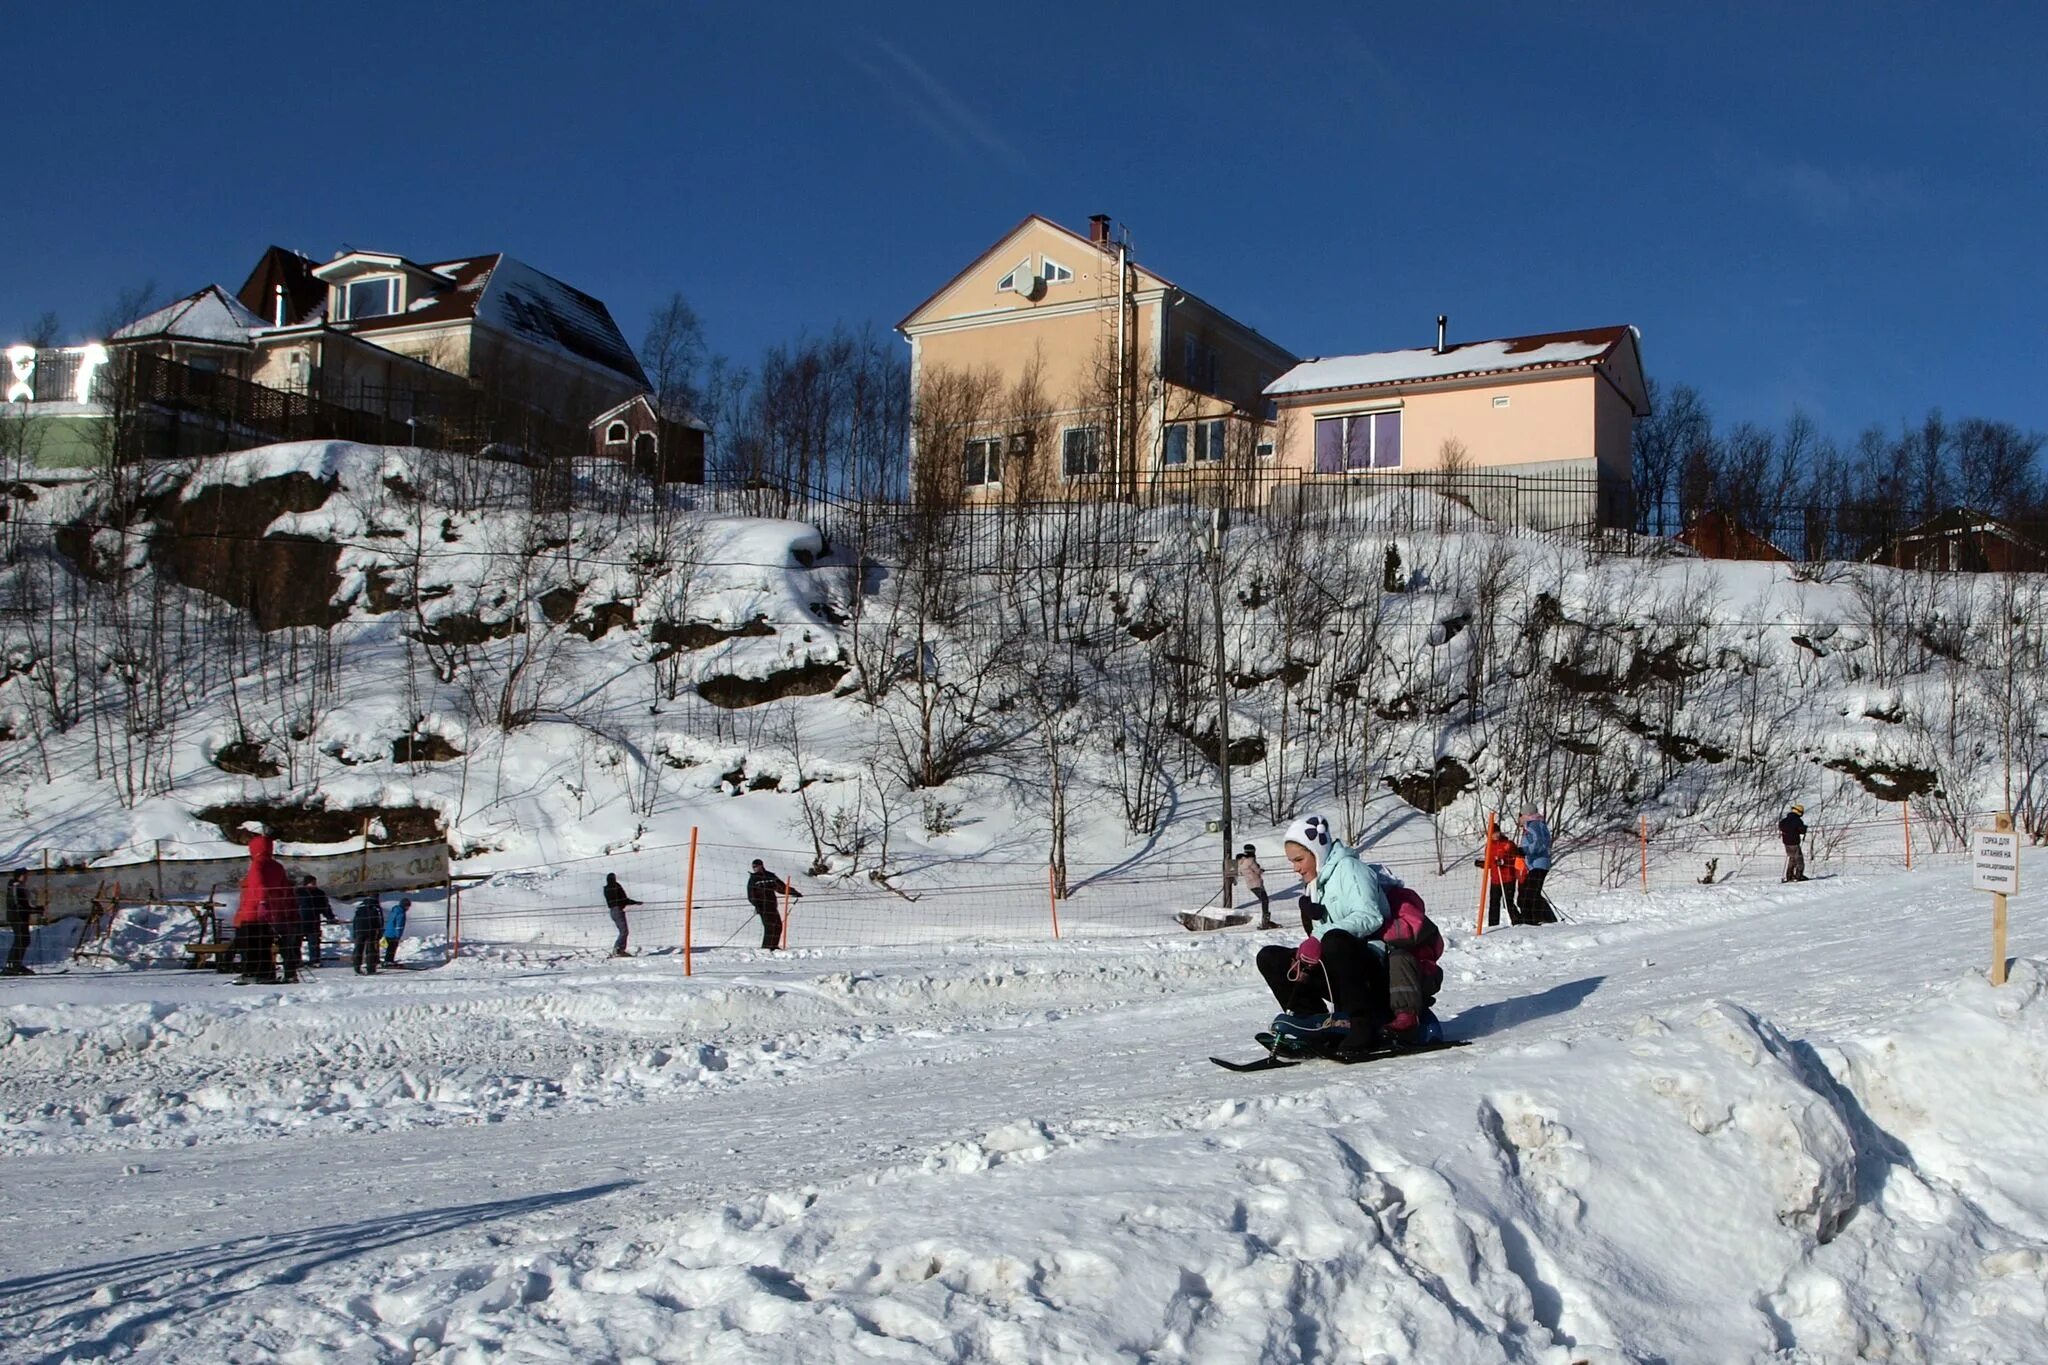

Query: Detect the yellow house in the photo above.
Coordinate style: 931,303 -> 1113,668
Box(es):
898,214 -> 1296,501
1264,323 -> 1650,527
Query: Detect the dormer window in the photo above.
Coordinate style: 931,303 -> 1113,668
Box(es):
1041,257 -> 1073,284
345,277 -> 397,321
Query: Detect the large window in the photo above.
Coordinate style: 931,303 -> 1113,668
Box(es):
1041,256 -> 1073,283
345,277 -> 396,320
963,436 -> 1003,488
1313,411 -> 1402,472
1162,418 -> 1228,466
1061,425 -> 1102,479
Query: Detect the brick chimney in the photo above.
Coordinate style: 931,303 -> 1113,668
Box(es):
1089,214 -> 1112,246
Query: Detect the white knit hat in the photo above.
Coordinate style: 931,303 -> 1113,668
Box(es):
1281,814 -> 1335,861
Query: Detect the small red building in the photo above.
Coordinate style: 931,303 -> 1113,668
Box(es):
1675,511 -> 1790,562
1870,507 -> 2048,574
589,394 -> 706,484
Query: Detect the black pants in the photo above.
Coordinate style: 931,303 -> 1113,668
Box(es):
1520,869 -> 1556,923
276,930 -> 301,982
235,923 -> 276,980
754,906 -> 782,949
609,907 -> 629,954
301,924 -> 322,967
383,936 -> 400,964
353,934 -> 379,973
1248,887 -> 1272,923
1488,880 -> 1520,927
6,918 -> 29,971
1255,930 -> 1386,1024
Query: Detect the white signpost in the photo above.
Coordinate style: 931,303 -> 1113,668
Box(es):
1971,815 -> 2018,986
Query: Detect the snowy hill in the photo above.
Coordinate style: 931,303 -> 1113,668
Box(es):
2,869 -> 2043,1360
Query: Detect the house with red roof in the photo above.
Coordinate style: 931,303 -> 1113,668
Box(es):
1263,321 -> 1650,527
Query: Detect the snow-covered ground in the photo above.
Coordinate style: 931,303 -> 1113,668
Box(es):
4,867 -> 2043,1363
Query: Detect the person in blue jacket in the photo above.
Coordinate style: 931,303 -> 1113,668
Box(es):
1254,813 -> 1392,1057
382,896 -> 410,966
1518,809 -> 1558,923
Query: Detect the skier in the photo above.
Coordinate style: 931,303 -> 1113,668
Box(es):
350,892 -> 382,975
602,872 -> 640,956
5,868 -> 37,976
746,859 -> 801,950
1236,844 -> 1276,929
1517,809 -> 1558,923
296,874 -> 339,969
383,896 -> 410,965
1252,814 -> 1391,1058
1779,805 -> 1808,882
1482,824 -> 1522,927
235,835 -> 297,984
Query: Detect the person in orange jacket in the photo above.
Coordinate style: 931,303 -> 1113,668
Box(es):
1482,828 -> 1522,928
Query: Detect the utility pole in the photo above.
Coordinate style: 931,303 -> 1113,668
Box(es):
1212,505 -> 1234,910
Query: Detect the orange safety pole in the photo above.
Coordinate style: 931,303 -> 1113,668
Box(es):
1474,812 -> 1495,937
682,825 -> 699,977
780,875 -> 793,949
1640,816 -> 1649,893
1903,803 -> 1913,870
1048,863 -> 1062,940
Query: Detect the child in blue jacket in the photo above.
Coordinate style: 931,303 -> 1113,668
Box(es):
383,897 -> 410,965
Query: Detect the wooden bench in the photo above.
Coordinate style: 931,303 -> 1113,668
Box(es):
184,941 -> 236,969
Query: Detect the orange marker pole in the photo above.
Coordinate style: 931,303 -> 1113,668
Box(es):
683,826 -> 698,977
1048,863 -> 1062,940
780,876 -> 793,949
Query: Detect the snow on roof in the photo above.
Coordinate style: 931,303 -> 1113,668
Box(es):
110,286 -> 267,345
1267,326 -> 1631,398
473,256 -> 648,387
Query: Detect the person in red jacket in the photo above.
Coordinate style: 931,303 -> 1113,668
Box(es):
1482,828 -> 1522,927
234,834 -> 299,984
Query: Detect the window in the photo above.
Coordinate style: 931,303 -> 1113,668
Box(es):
345,277 -> 396,320
1181,335 -> 1219,393
1312,411 -> 1402,472
1255,441 -> 1275,460
1164,418 -> 1228,466
1492,394 -> 1511,409
1061,425 -> 1102,478
1041,256 -> 1073,283
995,259 -> 1032,293
963,436 -> 1003,488
605,421 -> 629,444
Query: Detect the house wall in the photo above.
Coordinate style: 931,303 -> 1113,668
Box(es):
1271,371 -> 1604,477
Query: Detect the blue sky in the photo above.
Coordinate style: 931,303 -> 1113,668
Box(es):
5,1 -> 2043,438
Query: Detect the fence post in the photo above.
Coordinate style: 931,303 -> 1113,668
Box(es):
444,877 -> 456,960
357,816 -> 371,888
1474,812 -> 1495,937
1640,816 -> 1649,893
683,826 -> 699,977
780,876 -> 793,950
1903,802 -> 1913,870
153,839 -> 164,903
1048,863 -> 1062,940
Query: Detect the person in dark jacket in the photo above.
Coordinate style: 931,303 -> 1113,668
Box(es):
602,873 -> 640,956
1779,805 -> 1808,882
746,860 -> 801,950
5,868 -> 37,976
296,874 -> 339,969
351,893 -> 382,975
383,897 -> 410,965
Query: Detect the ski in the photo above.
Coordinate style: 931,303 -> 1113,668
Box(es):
1212,1038 -> 1470,1072
1210,1053 -> 1301,1072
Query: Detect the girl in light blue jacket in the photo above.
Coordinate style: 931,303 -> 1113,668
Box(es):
1256,814 -> 1393,1056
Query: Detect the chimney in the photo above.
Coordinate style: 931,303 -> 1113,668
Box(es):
1089,214 -> 1112,246
274,285 -> 287,328
1436,315 -> 1447,354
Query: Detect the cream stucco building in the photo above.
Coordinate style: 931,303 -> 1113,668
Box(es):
898,215 -> 1296,502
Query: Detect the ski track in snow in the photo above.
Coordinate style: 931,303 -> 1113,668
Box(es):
2,871 -> 2045,1362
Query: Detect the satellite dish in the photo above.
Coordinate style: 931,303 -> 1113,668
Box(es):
1015,272 -> 1044,301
